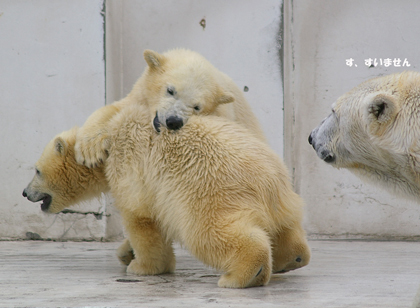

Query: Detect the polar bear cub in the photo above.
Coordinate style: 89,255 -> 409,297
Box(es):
75,48 -> 266,168
24,103 -> 310,288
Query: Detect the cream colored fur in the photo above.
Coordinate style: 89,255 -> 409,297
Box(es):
310,71 -> 420,308
74,48 -> 279,270
24,104 -> 310,288
75,48 -> 266,168
23,128 -> 108,213
106,104 -> 309,288
310,71 -> 420,200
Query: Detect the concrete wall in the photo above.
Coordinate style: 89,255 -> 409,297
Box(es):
1,0 -> 283,240
284,0 -> 420,239
105,0 -> 283,153
3,0 -> 420,241
1,0 -> 107,240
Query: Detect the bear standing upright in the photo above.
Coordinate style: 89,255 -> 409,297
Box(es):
23,103 -> 310,288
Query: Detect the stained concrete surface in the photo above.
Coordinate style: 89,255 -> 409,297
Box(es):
0,240 -> 419,308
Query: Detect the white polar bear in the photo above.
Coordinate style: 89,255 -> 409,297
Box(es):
23,104 -> 310,288
309,71 -> 420,307
309,71 -> 420,200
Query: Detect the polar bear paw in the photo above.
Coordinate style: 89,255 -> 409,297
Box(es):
116,239 -> 135,266
126,259 -> 174,276
75,129 -> 110,168
217,265 -> 270,288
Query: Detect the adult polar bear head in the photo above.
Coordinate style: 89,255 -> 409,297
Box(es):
309,71 -> 420,199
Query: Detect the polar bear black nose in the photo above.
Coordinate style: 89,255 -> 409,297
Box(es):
166,116 -> 183,130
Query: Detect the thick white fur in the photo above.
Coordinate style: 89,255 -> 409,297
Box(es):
310,71 -> 420,200
310,72 -> 420,306
73,48 -> 308,273
27,103 -> 310,288
23,128 -> 108,214
75,48 -> 266,168
105,104 -> 309,288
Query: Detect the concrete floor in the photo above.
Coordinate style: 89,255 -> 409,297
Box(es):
1,240 -> 419,308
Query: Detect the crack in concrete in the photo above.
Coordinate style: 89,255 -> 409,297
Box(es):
60,209 -> 110,220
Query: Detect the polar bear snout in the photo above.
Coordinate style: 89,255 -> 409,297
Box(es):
154,112 -> 184,131
166,116 -> 184,131
309,112 -> 339,164
308,129 -> 318,149
320,150 -> 335,163
308,133 -> 314,146
22,188 -> 52,212
308,130 -> 336,163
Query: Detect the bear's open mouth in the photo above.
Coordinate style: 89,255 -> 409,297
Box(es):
40,195 -> 52,212
153,113 -> 161,133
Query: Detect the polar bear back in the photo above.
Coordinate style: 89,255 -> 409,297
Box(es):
106,104 -> 303,244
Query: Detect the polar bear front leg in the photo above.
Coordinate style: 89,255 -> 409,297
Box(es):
122,214 -> 175,275
75,100 -> 128,168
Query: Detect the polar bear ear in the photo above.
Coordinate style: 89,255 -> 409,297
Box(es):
54,137 -> 68,156
366,93 -> 399,125
218,93 -> 235,105
144,50 -> 166,70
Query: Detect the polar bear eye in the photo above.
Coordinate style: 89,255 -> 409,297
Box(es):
194,105 -> 200,111
167,87 -> 175,96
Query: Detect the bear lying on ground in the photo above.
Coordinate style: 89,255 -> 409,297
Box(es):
309,71 -> 420,200
23,103 -> 310,288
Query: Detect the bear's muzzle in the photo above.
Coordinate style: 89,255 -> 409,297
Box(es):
22,189 -> 52,212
